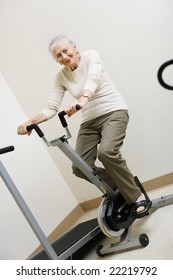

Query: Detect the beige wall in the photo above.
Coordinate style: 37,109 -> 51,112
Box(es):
1,0 -> 173,201
1,0 -> 173,198
0,0 -> 173,258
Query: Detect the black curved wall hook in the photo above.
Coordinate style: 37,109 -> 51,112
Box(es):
157,59 -> 173,90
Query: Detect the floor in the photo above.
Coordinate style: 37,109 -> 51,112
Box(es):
74,184 -> 173,260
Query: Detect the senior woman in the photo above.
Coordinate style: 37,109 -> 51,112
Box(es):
17,35 -> 149,216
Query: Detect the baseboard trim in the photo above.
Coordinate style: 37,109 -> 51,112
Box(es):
80,196 -> 102,212
142,172 -> 173,192
80,172 -> 173,211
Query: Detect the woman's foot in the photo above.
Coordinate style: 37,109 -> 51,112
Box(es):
132,193 -> 151,218
135,193 -> 146,213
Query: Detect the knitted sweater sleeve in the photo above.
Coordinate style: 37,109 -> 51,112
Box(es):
84,50 -> 103,95
40,73 -> 66,119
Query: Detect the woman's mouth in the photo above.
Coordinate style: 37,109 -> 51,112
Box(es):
66,58 -> 71,64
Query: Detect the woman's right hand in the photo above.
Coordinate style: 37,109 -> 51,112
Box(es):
17,113 -> 47,136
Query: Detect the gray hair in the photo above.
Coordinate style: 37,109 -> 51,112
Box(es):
49,35 -> 74,56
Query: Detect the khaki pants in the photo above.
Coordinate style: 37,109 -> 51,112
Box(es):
72,110 -> 141,204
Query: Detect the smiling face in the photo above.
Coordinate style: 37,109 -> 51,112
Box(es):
52,39 -> 80,70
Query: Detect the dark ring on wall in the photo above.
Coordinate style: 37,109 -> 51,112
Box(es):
157,59 -> 173,90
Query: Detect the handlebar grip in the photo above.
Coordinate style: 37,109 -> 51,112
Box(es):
58,104 -> 81,128
58,111 -> 68,127
26,124 -> 44,138
76,104 -> 81,110
0,146 -> 15,155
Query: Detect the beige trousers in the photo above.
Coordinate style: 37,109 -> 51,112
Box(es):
72,110 -> 141,204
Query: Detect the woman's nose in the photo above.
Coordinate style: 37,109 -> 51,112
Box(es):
62,53 -> 68,61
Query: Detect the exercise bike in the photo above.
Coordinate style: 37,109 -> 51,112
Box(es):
26,107 -> 158,257
2,113 -> 173,259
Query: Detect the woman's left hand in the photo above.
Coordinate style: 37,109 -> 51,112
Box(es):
64,95 -> 89,117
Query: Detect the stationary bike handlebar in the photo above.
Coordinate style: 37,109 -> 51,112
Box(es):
26,123 -> 45,138
58,104 -> 81,128
0,146 -> 15,155
26,104 -> 81,138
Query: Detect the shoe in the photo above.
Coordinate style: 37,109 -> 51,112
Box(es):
131,198 -> 152,218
